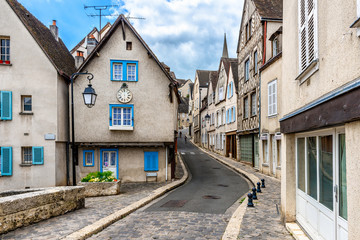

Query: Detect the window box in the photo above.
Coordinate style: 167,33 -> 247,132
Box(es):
5,60 -> 10,65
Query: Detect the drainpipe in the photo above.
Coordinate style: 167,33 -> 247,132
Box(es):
166,146 -> 168,181
263,21 -> 267,65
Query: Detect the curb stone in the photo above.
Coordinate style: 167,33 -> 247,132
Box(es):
61,154 -> 189,240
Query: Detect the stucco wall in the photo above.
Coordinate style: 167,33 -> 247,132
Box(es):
0,1 -> 67,190
77,147 -> 169,182
73,22 -> 177,143
282,0 -> 360,117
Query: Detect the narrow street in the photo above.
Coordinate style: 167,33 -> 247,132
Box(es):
90,134 -> 251,239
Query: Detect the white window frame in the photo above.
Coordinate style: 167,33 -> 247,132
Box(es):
0,38 -> 10,62
244,96 -> 249,119
113,63 -> 123,80
268,80 -> 277,116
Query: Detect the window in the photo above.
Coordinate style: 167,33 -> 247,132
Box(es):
0,91 -> 12,120
217,111 -> 221,127
219,87 -> 224,100
109,104 -> 134,130
22,147 -> 32,164
21,96 -> 32,112
232,107 -> 236,122
83,150 -> 95,167
126,42 -> 132,50
211,113 -> 214,125
222,109 -> 225,125
244,96 -> 249,118
127,64 -> 136,81
227,82 -> 233,98
144,151 -> 159,171
113,63 -> 122,80
268,80 -> 277,116
298,0 -> 318,72
272,37 -> 279,57
254,51 -> 258,74
1,147 -> 12,176
251,93 -> 256,116
0,38 -> 10,63
110,60 -> 138,81
244,59 -> 250,82
248,19 -> 252,38
245,23 -> 249,41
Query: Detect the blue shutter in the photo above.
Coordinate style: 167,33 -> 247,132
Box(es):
229,109 -> 232,123
1,147 -> 12,176
1,91 -> 12,120
144,152 -> 158,171
233,107 -> 236,122
32,147 -> 44,165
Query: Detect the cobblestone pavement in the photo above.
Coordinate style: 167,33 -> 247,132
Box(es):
0,182 -> 168,240
200,148 -> 293,240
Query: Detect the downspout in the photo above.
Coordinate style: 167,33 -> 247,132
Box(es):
166,146 -> 168,181
263,21 -> 267,65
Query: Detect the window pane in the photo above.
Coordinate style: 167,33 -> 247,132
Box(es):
24,97 -> 32,111
113,107 -> 122,125
297,138 -> 305,192
103,152 -> 109,167
307,137 -> 317,200
113,63 -> 122,80
123,107 -> 131,126
110,152 -> 116,166
127,64 -> 136,81
86,152 -> 93,165
319,135 -> 333,210
339,134 -> 347,219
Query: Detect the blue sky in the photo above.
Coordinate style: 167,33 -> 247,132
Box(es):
18,0 -> 244,81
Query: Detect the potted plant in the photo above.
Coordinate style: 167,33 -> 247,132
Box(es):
5,60 -> 10,64
78,171 -> 121,197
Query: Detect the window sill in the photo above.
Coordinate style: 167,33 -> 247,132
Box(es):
19,112 -> 34,115
0,62 -> 12,66
295,59 -> 319,84
268,114 -> 278,119
109,125 -> 133,131
111,79 -> 137,82
20,163 -> 32,167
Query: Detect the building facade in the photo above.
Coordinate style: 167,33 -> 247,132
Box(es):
73,15 -> 179,183
0,0 -> 75,190
236,0 -> 282,168
280,0 -> 360,239
259,22 -> 283,179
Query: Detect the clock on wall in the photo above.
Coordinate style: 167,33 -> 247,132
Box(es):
117,83 -> 133,103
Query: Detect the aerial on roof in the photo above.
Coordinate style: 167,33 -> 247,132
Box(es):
6,0 -> 75,78
252,0 -> 283,20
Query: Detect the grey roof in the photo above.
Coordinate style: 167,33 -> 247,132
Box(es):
209,71 -> 219,92
230,61 -> 239,90
253,0 -> 283,20
178,97 -> 189,113
196,70 -> 217,87
6,0 -> 75,78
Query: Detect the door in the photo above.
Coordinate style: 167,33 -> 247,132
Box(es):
101,149 -> 118,178
272,135 -> 277,175
296,129 -> 348,240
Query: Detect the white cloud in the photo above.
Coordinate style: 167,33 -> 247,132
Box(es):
112,0 -> 244,80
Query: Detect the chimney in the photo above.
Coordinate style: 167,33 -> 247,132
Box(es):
75,51 -> 84,69
86,34 -> 98,55
50,20 -> 59,41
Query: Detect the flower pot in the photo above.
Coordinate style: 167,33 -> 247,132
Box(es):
0,60 -> 3,64
78,180 -> 121,197
5,60 -> 10,64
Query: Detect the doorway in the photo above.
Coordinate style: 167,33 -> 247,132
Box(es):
100,149 -> 118,179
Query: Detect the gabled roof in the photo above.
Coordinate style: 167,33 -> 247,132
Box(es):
219,57 -> 237,79
196,70 -> 216,87
230,61 -> 239,90
209,71 -> 219,93
253,0 -> 283,20
6,0 -> 75,79
70,27 -> 98,54
77,15 -> 177,89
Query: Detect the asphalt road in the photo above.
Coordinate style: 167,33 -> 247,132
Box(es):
146,134 -> 250,214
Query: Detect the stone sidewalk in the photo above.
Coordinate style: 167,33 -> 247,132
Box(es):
197,146 -> 294,240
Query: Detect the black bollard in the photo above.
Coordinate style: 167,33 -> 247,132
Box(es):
252,187 -> 257,200
261,179 -> 266,188
247,192 -> 254,207
257,182 -> 262,192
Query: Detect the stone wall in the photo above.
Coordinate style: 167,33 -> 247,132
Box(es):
0,187 -> 85,234
78,181 -> 121,197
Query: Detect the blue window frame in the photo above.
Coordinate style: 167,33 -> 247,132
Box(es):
144,151 -> 159,171
100,148 -> 119,179
110,60 -> 138,81
0,91 -> 12,120
83,150 -> 95,167
227,82 -> 233,99
1,147 -> 12,176
32,147 -> 44,165
109,104 -> 134,127
232,107 -> 236,122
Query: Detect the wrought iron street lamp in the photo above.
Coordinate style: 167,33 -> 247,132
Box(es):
70,71 -> 96,186
205,113 -> 211,122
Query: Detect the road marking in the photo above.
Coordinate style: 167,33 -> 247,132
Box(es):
190,152 -> 195,155
200,153 -> 204,155
181,152 -> 185,155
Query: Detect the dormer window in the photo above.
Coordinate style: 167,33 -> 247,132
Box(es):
0,37 -> 10,64
272,37 -> 279,57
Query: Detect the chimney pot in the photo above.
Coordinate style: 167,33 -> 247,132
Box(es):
53,20 -> 56,26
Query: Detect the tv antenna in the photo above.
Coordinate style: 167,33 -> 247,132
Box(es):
84,5 -> 145,40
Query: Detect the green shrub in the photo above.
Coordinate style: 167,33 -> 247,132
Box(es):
81,171 -> 117,182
